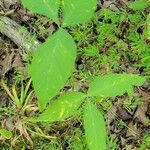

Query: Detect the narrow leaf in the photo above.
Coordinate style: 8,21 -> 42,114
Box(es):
146,14 -> 150,38
62,0 -> 97,26
12,85 -> 21,108
83,101 -> 106,150
1,80 -> 15,101
36,92 -> 86,122
30,28 -> 76,109
0,129 -> 12,139
21,0 -> 60,22
129,0 -> 150,10
88,74 -> 146,98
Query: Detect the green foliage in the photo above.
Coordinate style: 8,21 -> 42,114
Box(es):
33,16 -> 54,40
0,128 -> 12,139
21,0 -> 98,109
88,74 -> 146,97
35,92 -> 86,122
83,101 -> 106,150
107,134 -> 118,150
145,14 -> 150,38
19,1 -> 148,149
34,139 -> 61,150
139,134 -> 150,150
65,127 -> 88,150
70,22 -> 94,47
30,28 -> 76,109
83,45 -> 99,57
128,11 -> 144,25
62,0 -> 97,26
21,0 -> 60,22
1,79 -> 33,112
21,0 -> 97,25
98,8 -> 126,24
129,0 -> 150,11
127,12 -> 150,73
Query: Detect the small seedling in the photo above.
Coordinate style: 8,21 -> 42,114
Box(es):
1,79 -> 33,114
19,0 -> 147,149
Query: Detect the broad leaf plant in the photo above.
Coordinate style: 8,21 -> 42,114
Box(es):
19,0 -> 147,149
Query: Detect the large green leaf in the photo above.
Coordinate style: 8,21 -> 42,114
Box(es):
30,28 -> 76,109
21,0 -> 60,22
129,0 -> 150,11
62,0 -> 97,26
35,92 -> 86,122
88,74 -> 146,97
83,101 -> 106,150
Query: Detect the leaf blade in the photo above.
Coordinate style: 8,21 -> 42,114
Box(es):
30,28 -> 77,109
129,0 -> 150,11
88,74 -> 146,98
83,101 -> 106,150
36,92 -> 86,122
21,0 -> 60,22
62,0 -> 97,26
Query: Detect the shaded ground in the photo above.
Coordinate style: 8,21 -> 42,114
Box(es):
0,0 -> 150,149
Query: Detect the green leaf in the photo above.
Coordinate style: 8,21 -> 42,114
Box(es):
146,14 -> 150,38
21,0 -> 60,22
62,0 -> 97,26
35,92 -> 86,122
83,101 -> 106,150
30,28 -> 76,109
0,128 -> 12,139
129,0 -> 150,11
88,74 -> 146,97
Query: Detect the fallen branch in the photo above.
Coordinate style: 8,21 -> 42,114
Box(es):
0,16 -> 40,52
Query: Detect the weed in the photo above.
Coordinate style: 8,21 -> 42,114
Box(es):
138,134 -> 150,150
1,0 -> 148,149
107,134 -> 118,150
123,97 -> 143,111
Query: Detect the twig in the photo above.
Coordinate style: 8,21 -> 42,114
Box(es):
0,16 -> 40,52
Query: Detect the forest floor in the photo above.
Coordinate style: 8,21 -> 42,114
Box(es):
0,0 -> 150,149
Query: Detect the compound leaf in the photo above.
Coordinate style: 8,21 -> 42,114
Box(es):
30,28 -> 76,109
62,0 -> 97,26
129,0 -> 150,11
88,74 -> 146,97
0,129 -> 12,139
21,0 -> 60,22
83,101 -> 106,150
36,92 -> 86,122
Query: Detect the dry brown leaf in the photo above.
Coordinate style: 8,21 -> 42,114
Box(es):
116,105 -> 132,120
12,52 -> 26,75
4,117 -> 15,131
0,92 -> 8,106
15,119 -> 33,147
3,0 -> 18,9
102,1 -> 119,11
105,104 -> 117,126
134,90 -> 150,126
0,50 -> 14,76
126,122 -> 140,137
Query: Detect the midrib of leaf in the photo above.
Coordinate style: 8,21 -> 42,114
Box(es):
56,38 -> 71,76
42,35 -> 73,100
42,39 -> 59,100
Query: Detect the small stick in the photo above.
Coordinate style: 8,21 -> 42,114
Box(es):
0,16 -> 40,52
